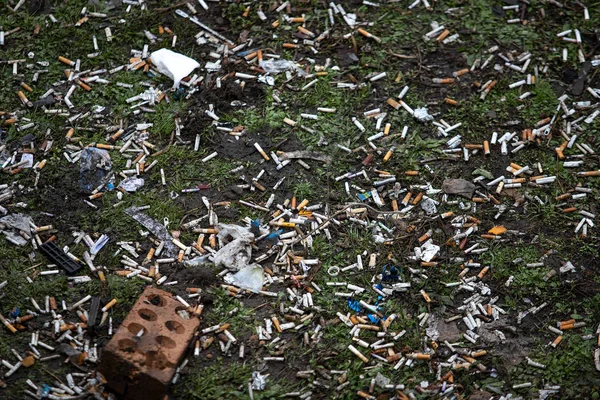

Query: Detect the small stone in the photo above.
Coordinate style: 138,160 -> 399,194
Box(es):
442,178 -> 476,199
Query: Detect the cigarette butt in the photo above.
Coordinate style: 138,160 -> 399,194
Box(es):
386,98 -> 401,109
420,290 -> 431,303
66,128 -> 75,139
453,68 -> 469,77
146,248 -> 155,260
348,345 -> 369,363
551,335 -> 563,347
272,317 -> 282,333
282,43 -> 298,49
405,170 -> 419,176
357,28 -> 381,43
244,51 -> 257,61
436,29 -> 450,41
20,82 -> 33,92
77,80 -> 92,91
17,91 -> 32,106
58,56 -> 75,66
271,20 -> 280,28
483,141 -> 490,155
471,350 -> 487,358
481,234 -> 499,239
290,17 -> 305,23
563,207 -> 577,213
297,26 -> 315,37
357,391 -> 375,400
477,266 -> 489,279
560,322 -> 575,330
254,143 -> 270,161
418,232 -> 431,243
218,323 -> 230,332
0,314 -> 17,334
579,171 -> 600,176
445,98 -> 458,106
297,199 -> 309,210
101,299 -> 117,312
415,353 -> 431,360
412,192 -> 424,205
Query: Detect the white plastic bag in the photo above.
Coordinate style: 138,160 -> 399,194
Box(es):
150,48 -> 200,88
213,224 -> 255,271
227,264 -> 264,293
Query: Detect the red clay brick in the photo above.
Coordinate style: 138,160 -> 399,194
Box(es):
98,287 -> 199,400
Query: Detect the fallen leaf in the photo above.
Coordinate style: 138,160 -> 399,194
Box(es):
488,226 -> 507,235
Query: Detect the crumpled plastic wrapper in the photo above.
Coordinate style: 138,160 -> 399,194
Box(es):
118,177 -> 145,192
259,59 -> 307,76
251,371 -> 267,390
0,213 -> 34,246
420,198 -> 437,215
415,239 -> 440,262
214,224 -> 255,271
413,107 -> 434,122
224,264 -> 264,293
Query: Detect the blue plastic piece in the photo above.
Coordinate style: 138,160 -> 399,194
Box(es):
347,299 -> 363,313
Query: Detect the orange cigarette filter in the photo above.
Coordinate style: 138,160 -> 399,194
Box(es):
386,98 -> 401,109
445,98 -> 458,106
405,170 -> 419,176
58,56 -> 75,66
418,232 -> 431,243
436,29 -> 450,41
282,43 -> 298,49
412,192 -> 424,205
580,171 -> 600,176
477,266 -> 489,279
77,80 -> 92,91
20,82 -> 33,92
297,26 -> 314,36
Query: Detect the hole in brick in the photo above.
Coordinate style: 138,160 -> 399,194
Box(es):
128,322 -> 146,336
138,308 -> 157,321
156,335 -> 177,349
165,320 -> 185,334
147,294 -> 165,307
145,351 -> 171,370
118,338 -> 137,353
